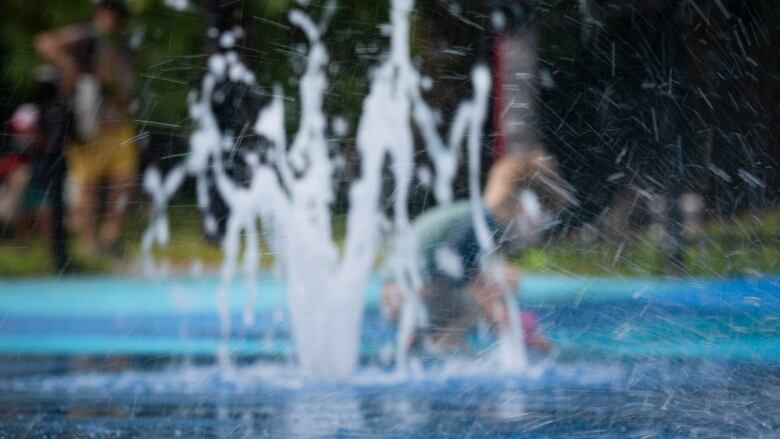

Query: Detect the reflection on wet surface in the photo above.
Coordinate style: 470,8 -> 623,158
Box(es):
1,357 -> 778,437
2,276 -> 777,437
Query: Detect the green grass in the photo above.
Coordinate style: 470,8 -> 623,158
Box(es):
124,205 -> 225,267
0,239 -> 114,277
0,240 -> 56,276
514,209 -> 780,277
2,204 -> 779,278
0,204 -> 222,277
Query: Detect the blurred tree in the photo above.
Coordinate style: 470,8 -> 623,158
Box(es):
6,0 -> 775,237
682,0 -> 780,214
535,0 -> 780,222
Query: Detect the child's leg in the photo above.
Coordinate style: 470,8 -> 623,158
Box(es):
66,141 -> 101,252
99,123 -> 138,249
470,264 -> 520,329
71,183 -> 98,252
381,282 -> 404,321
99,177 -> 132,248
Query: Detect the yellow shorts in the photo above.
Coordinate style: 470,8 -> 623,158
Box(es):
67,123 -> 139,185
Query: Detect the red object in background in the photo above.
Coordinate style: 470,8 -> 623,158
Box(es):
1,104 -> 40,180
8,104 -> 40,137
502,307 -> 551,351
0,156 -> 29,180
491,35 -> 508,162
520,311 -> 539,344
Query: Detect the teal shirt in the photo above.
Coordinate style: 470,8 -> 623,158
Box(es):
386,201 -> 501,287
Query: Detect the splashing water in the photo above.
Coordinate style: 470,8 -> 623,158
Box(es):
146,0 -> 525,377
140,164 -> 185,276
465,67 -> 528,371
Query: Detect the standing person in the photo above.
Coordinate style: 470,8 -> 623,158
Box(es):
382,151 -> 573,354
35,0 -> 137,256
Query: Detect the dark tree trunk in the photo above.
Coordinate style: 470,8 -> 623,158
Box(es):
45,98 -> 71,272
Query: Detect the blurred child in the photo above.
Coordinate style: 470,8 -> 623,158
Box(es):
35,0 -> 137,255
382,151 -> 573,353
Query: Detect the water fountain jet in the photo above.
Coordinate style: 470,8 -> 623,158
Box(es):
147,0 -> 525,377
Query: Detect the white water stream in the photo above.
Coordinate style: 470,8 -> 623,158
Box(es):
146,0 -> 525,377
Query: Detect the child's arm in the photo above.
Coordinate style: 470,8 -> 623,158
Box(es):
35,26 -> 87,96
469,263 -> 520,328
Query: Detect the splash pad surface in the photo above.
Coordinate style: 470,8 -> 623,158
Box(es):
1,275 -> 778,436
